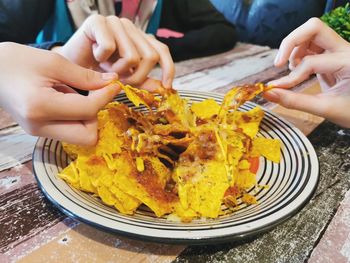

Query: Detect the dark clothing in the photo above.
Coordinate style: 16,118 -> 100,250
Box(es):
0,0 -> 237,61
209,0 -> 349,48
0,0 -> 54,43
158,0 -> 237,61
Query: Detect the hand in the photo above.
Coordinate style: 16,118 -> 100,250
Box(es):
55,14 -> 175,89
0,42 -> 120,145
265,18 -> 350,128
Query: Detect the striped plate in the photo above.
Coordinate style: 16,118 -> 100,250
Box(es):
33,90 -> 319,244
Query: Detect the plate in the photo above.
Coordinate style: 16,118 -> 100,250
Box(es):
33,90 -> 319,244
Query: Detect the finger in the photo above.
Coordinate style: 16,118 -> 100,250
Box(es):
275,17 -> 349,67
263,88 -> 330,116
143,34 -> 175,88
34,119 -> 99,146
137,78 -> 164,92
269,53 -> 344,88
263,88 -> 350,127
289,44 -> 308,70
46,52 -> 118,90
105,16 -> 140,74
120,22 -> 160,85
289,42 -> 325,70
317,73 -> 337,92
83,14 -> 117,62
40,82 -> 121,121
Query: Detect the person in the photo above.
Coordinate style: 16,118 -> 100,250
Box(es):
264,17 -> 350,128
0,15 -> 174,145
209,0 -> 350,48
0,0 -> 237,62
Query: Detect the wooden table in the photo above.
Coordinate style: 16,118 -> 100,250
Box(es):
1,43 -> 349,263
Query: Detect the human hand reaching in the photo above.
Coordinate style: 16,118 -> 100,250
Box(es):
55,14 -> 175,89
264,18 -> 350,128
0,42 -> 120,145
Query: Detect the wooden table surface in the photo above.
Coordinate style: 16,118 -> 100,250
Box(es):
1,43 -> 349,263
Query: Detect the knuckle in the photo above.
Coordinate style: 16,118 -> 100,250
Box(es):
124,54 -> 140,66
144,51 -> 160,64
83,130 -> 98,146
282,99 -> 294,109
84,105 -> 99,119
280,94 -> 296,109
87,14 -> 104,23
107,15 -> 120,23
160,43 -> 170,53
299,55 -> 314,71
125,73 -> 145,86
45,52 -> 64,65
83,69 -> 99,83
307,17 -> 323,30
100,42 -> 116,54
20,100 -> 44,121
120,17 -> 132,25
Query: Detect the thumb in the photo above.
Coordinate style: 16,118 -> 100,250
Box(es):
87,82 -> 122,110
263,88 -> 331,117
264,88 -> 350,127
49,54 -> 118,90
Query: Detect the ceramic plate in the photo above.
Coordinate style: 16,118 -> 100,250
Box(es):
33,90 -> 319,244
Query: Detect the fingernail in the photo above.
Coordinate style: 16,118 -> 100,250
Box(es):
102,72 -> 118,81
264,91 -> 280,103
274,51 -> 281,65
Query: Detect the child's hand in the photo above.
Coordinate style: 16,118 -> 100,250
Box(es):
265,18 -> 350,128
55,15 -> 175,89
0,43 -> 120,145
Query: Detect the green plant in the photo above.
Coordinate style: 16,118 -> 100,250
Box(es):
321,3 -> 350,42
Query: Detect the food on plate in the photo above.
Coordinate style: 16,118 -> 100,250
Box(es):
58,81 -> 280,221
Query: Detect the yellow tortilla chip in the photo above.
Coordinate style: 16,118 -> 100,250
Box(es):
234,170 -> 256,189
174,161 -> 230,218
252,137 -> 281,163
111,153 -> 174,217
60,83 -> 281,221
118,81 -> 160,109
191,99 -> 220,119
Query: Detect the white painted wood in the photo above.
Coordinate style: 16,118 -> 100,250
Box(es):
0,126 -> 37,172
149,43 -> 271,79
172,49 -> 277,92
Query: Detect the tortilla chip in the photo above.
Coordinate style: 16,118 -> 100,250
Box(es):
252,138 -> 281,163
191,99 -> 220,119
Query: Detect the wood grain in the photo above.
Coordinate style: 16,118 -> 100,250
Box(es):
172,49 -> 278,91
15,223 -> 185,263
0,162 -> 34,195
0,109 -> 16,130
0,126 -> 37,172
0,183 -> 64,254
150,43 -> 270,79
